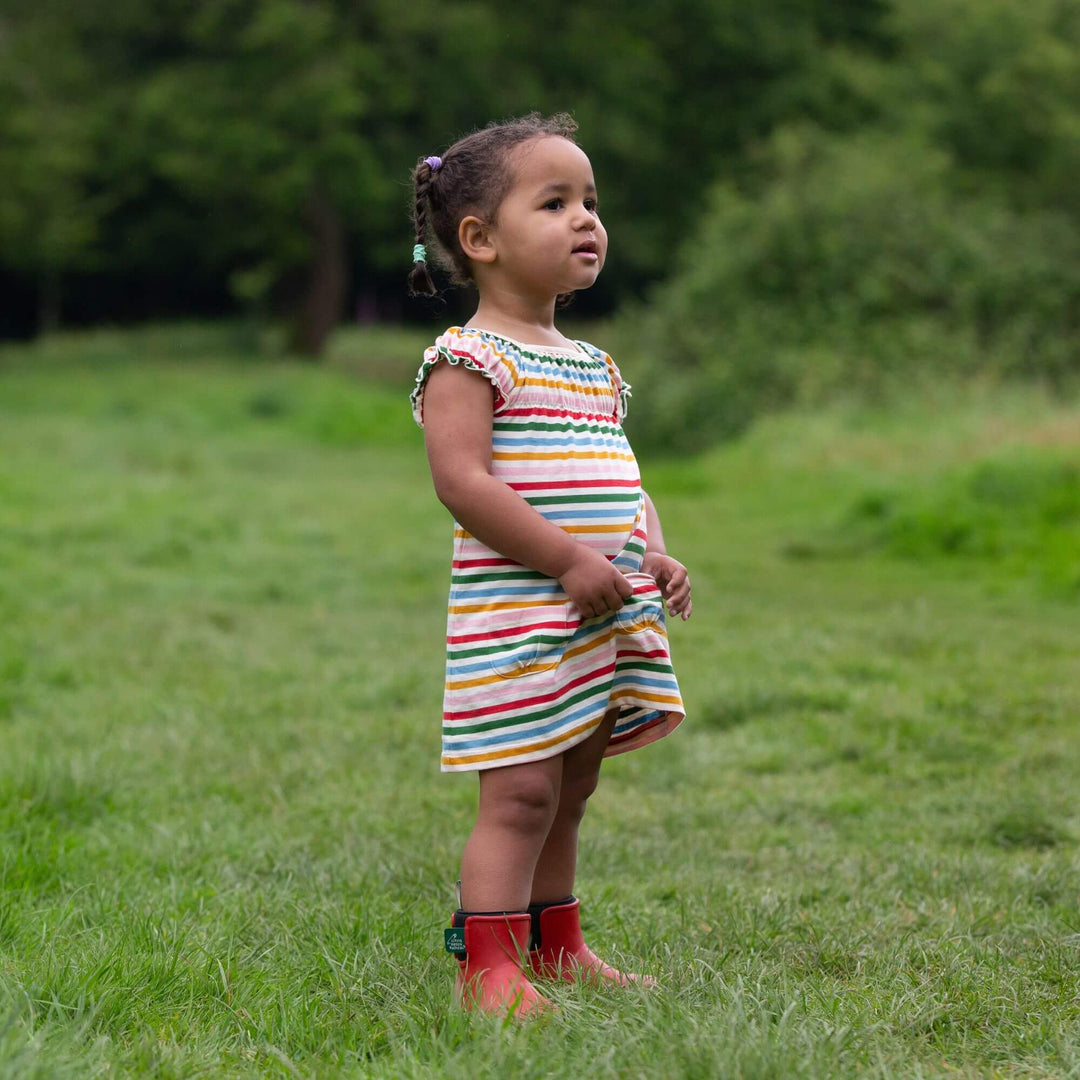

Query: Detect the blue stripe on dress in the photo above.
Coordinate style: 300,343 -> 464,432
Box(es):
537,507 -> 636,521
448,583 -> 562,601
492,434 -> 632,450
442,696 -> 608,751
612,673 -> 680,692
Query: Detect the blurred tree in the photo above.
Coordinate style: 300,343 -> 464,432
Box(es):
620,0 -> 1080,453
0,0 -> 895,345
884,0 -> 1080,218
350,0 -> 894,301
5,0 -> 1076,368
104,0 -> 374,355
0,4 -> 106,332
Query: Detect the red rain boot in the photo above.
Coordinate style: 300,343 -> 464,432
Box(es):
529,896 -> 657,987
453,913 -> 553,1018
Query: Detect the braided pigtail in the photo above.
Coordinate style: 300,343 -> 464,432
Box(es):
407,156 -> 440,296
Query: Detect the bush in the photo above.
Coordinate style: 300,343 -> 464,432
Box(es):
619,127 -> 1080,455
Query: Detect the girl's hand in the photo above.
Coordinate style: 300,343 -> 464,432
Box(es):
558,546 -> 634,619
641,552 -> 693,621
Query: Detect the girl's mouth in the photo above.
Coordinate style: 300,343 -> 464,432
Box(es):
572,241 -> 599,260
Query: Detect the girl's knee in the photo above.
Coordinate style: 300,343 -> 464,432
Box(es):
559,768 -> 601,821
479,766 -> 560,835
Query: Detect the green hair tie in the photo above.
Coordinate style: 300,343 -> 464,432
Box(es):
412,243 -> 427,264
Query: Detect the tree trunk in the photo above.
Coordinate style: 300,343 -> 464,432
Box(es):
288,187 -> 347,358
38,270 -> 62,336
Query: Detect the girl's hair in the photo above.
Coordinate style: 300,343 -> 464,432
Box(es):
408,112 -> 579,296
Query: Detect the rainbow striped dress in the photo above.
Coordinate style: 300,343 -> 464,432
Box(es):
412,327 -> 684,772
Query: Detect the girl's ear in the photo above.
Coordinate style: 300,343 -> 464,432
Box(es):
459,215 -> 497,264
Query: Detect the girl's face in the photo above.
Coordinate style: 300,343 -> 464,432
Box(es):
484,136 -> 607,301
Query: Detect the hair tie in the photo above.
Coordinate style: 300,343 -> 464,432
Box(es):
424,155 -> 443,172
412,243 -> 427,264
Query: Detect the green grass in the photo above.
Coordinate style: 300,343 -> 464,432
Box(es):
1,325 -> 1079,1078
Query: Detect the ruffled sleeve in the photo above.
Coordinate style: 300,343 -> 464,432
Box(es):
410,328 -> 523,428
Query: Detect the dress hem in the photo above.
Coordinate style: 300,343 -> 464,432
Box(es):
439,705 -> 685,773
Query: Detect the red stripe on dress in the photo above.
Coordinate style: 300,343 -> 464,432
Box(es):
500,407 -> 616,422
616,647 -> 672,661
447,620 -> 577,645
444,662 -> 616,721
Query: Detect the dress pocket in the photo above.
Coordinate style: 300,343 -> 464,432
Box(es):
489,609 -> 579,679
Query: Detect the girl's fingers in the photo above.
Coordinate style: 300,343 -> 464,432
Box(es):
663,570 -> 687,598
669,596 -> 692,620
667,579 -> 691,616
664,573 -> 688,601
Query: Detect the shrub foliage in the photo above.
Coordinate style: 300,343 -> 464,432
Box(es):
621,0 -> 1080,452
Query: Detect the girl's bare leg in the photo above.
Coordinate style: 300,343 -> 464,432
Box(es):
458,754 -> 563,911
528,707 -> 619,903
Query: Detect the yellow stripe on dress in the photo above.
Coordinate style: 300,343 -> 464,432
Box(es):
447,598 -> 568,615
615,617 -> 669,635
519,377 -> 609,396
453,522 -> 634,539
609,688 -> 683,707
492,450 -> 636,462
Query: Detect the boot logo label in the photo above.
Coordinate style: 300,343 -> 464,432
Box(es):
444,927 -> 466,954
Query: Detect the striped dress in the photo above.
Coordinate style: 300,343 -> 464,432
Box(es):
412,327 -> 684,773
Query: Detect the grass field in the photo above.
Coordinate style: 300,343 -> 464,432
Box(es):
1,324 -> 1078,1078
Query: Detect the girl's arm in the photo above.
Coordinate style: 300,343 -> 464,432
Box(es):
642,490 -> 693,620
643,491 -> 667,555
422,361 -> 633,618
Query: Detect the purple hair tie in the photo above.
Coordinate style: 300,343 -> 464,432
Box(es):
424,155 -> 443,172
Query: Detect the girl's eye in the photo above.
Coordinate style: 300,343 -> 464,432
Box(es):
584,199 -> 598,213
544,198 -> 563,211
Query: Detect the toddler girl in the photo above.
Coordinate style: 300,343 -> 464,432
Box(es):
408,113 -> 691,1017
